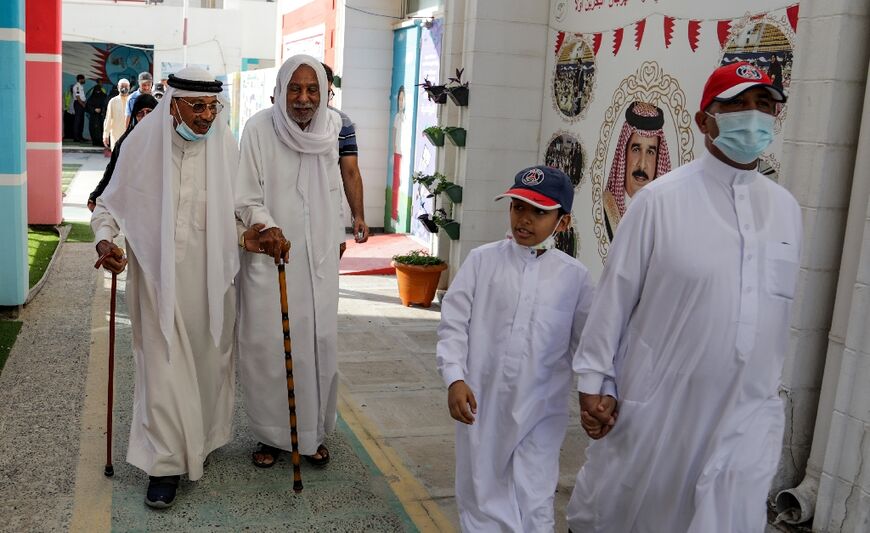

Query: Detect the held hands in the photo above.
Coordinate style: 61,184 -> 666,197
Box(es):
447,380 -> 477,425
95,240 -> 127,274
579,393 -> 618,440
87,199 -> 96,212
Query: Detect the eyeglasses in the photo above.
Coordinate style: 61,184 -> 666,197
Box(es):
176,98 -> 224,115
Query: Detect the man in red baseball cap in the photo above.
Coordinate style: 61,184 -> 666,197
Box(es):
566,61 -> 803,533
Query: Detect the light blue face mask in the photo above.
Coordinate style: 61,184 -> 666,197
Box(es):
173,100 -> 213,141
175,119 -> 212,142
707,109 -> 775,164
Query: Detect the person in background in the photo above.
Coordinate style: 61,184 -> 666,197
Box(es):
321,63 -> 369,258
103,78 -> 131,151
85,83 -> 108,147
88,94 -> 159,211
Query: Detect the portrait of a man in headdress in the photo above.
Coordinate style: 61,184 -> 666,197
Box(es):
603,101 -> 672,240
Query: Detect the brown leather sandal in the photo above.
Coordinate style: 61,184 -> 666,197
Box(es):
252,442 -> 282,468
303,444 -> 330,467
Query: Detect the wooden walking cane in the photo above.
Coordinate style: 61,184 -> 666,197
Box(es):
277,242 -> 303,493
95,247 -> 123,477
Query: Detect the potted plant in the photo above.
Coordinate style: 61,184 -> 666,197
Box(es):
414,171 -> 463,204
433,208 -> 461,240
444,126 -> 467,147
417,77 -> 448,104
446,68 -> 469,106
423,125 -> 445,147
391,249 -> 448,308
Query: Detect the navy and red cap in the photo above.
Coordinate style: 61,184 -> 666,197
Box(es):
700,61 -> 786,112
494,165 -> 574,212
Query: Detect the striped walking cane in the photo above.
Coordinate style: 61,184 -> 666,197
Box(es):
277,252 -> 303,493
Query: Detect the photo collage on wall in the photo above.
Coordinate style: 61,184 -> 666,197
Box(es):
542,0 -> 800,275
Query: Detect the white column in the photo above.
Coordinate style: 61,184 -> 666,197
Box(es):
439,0 -> 551,276
774,1 -> 870,526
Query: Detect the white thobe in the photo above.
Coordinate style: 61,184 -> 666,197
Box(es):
235,109 -> 343,455
103,94 -> 128,149
567,150 -> 802,533
437,239 -> 595,532
91,133 -> 236,480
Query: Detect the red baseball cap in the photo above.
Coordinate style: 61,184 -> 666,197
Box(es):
700,61 -> 786,111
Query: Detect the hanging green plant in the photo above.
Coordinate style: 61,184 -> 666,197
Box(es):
444,126 -> 466,147
423,126 -> 445,147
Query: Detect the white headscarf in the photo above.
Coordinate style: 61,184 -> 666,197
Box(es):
271,55 -> 341,277
101,67 -> 240,350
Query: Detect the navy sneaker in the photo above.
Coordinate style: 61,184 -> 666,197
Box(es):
145,475 -> 180,509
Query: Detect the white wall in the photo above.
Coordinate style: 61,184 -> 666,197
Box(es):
334,0 -> 403,229
62,0 -> 276,77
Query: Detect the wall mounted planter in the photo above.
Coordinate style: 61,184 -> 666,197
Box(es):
417,214 -> 439,233
441,221 -> 461,240
423,127 -> 445,147
448,86 -> 469,106
444,184 -> 463,203
444,127 -> 466,147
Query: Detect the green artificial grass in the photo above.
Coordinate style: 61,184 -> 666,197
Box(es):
0,320 -> 23,376
65,221 -> 95,243
28,226 -> 60,288
61,163 -> 82,195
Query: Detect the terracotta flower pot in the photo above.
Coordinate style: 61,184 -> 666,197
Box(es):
391,261 -> 448,308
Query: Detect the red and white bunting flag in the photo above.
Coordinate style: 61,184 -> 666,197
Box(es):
634,19 -> 646,50
593,32 -> 602,55
717,20 -> 732,48
663,16 -> 675,48
787,4 -> 800,32
613,27 -> 624,55
688,20 -> 701,52
555,31 -> 566,55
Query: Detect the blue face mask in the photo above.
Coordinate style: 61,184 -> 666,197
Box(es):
707,109 -> 775,164
175,119 -> 212,142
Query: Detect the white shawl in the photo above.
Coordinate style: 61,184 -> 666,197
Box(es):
101,68 -> 240,348
270,55 -> 341,278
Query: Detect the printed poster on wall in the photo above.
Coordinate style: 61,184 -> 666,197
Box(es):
544,0 -> 799,278
410,19 -> 444,243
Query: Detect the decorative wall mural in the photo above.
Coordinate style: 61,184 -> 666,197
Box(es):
720,14 -> 795,131
553,35 -> 597,120
590,61 -> 694,261
543,2 -> 800,277
544,131 -> 586,187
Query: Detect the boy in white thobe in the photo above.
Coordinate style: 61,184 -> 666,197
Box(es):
438,166 -> 595,532
567,63 -> 800,532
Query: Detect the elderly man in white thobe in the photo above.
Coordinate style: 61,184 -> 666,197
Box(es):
566,62 -> 802,532
91,67 -> 239,509
235,55 -> 343,469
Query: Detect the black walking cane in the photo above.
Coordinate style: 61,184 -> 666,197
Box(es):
95,247 -> 122,477
277,242 -> 303,493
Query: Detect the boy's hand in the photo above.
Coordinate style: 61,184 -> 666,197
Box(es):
448,380 -> 477,425
579,393 -> 618,439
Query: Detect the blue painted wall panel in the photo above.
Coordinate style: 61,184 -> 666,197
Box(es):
0,0 -> 24,31
0,184 -> 29,305
0,40 -> 25,174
